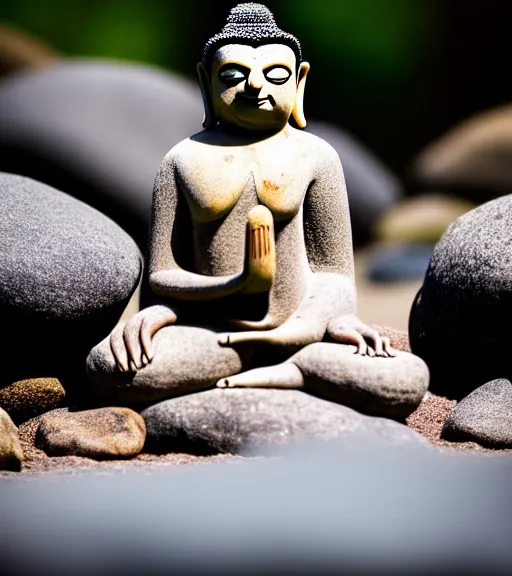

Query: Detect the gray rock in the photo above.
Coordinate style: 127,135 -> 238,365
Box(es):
0,173 -> 142,387
35,407 -> 146,459
0,407 -> 23,471
409,194 -> 512,398
0,60 -> 202,247
307,121 -> 402,245
291,343 -> 429,419
442,379 -> 512,447
142,388 -> 428,455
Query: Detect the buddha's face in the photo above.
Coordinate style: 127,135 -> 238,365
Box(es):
210,43 -> 298,132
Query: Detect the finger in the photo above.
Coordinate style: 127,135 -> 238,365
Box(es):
361,327 -> 384,356
142,306 -> 177,363
367,346 -> 376,358
124,316 -> 144,370
382,337 -> 397,358
140,318 -> 152,365
110,321 -> 129,372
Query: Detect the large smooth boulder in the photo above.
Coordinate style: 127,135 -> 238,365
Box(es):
409,195 -> 512,398
410,104 -> 512,202
0,60 -> 202,247
0,173 -> 142,387
0,407 -> 23,471
442,379 -> 512,448
142,388 -> 428,456
307,121 -> 402,245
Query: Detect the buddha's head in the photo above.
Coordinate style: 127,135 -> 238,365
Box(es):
198,3 -> 310,133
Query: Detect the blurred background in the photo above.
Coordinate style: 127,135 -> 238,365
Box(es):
2,0 -> 512,172
1,0 -> 512,331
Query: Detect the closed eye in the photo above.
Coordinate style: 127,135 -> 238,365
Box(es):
264,66 -> 292,85
219,65 -> 248,86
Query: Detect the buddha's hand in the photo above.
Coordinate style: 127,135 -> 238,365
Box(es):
241,205 -> 276,294
110,305 -> 177,372
327,315 -> 396,357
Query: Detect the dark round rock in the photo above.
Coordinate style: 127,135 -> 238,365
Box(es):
142,388 -> 428,456
0,60 -> 203,247
409,195 -> 512,398
307,121 -> 402,245
442,379 -> 512,448
0,173 -> 142,387
366,243 -> 434,283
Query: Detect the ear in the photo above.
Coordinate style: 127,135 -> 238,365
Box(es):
197,62 -> 217,129
292,62 -> 310,129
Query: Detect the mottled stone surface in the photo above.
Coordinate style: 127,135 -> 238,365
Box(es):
35,408 -> 146,459
442,379 -> 512,448
411,104 -> 512,202
291,343 -> 429,419
409,195 -> 512,398
0,378 -> 65,425
87,325 -> 244,405
366,243 -> 434,283
307,121 -> 401,245
142,388 -> 428,455
0,407 -> 23,471
0,173 -> 142,386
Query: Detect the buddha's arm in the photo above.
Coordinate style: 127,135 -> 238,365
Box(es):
148,153 -> 247,301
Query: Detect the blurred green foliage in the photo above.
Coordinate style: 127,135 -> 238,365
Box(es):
1,0 -> 433,169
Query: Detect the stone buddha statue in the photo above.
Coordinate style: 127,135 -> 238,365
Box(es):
87,3 -> 428,417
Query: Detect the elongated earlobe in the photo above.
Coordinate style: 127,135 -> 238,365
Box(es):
292,62 -> 310,129
197,62 -> 217,129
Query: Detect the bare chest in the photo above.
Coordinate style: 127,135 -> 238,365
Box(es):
176,146 -> 312,223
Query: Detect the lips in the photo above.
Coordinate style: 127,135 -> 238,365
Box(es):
237,94 -> 276,108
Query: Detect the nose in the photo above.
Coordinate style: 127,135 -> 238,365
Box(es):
246,69 -> 264,91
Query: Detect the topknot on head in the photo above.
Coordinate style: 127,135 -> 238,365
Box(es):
202,3 -> 302,70
226,3 -> 276,26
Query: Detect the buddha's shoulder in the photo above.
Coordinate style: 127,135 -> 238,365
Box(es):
290,127 -> 341,165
